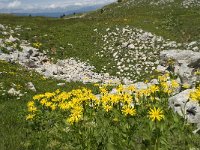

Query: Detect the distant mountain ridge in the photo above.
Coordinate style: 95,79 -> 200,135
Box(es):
1,3 -> 113,17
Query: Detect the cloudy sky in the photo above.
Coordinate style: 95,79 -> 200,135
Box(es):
0,0 -> 116,13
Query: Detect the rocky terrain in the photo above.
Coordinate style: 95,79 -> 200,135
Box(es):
96,26 -> 199,81
1,21 -> 200,132
0,24 -> 121,84
117,0 -> 200,8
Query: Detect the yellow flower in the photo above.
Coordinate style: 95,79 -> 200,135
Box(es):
167,58 -> 175,65
190,86 -> 200,102
27,101 -> 37,112
161,82 -> 169,89
40,98 -> 47,105
94,83 -> 99,87
148,107 -> 164,121
117,84 -> 124,93
55,92 -> 71,102
127,85 -> 136,92
182,83 -> 190,89
109,94 -> 120,104
26,114 -> 35,120
158,74 -> 168,82
66,113 -> 82,124
71,106 -> 83,114
113,117 -> 119,122
33,42 -> 42,48
194,69 -> 200,75
148,85 -> 159,93
59,102 -> 70,110
27,101 -> 35,107
67,106 -> 83,124
44,92 -> 55,98
33,94 -> 45,101
50,104 -> 57,110
28,106 -> 37,112
99,86 -> 108,95
171,80 -> 179,88
55,89 -> 60,94
121,105 -> 136,116
45,102 -> 52,107
103,105 -> 113,112
121,93 -> 132,104
164,89 -> 172,95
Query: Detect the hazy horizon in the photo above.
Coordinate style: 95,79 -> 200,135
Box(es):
8,4 -> 107,17
0,0 -> 116,13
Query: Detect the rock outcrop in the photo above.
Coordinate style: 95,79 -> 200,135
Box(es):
159,50 -> 200,87
159,50 -> 200,133
169,89 -> 200,133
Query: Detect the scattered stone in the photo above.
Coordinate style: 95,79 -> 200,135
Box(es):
160,50 -> 200,87
156,65 -> 168,73
26,82 -> 36,92
57,83 -> 65,86
0,24 -> 5,30
169,89 -> 200,132
134,82 -> 148,90
7,88 -> 22,96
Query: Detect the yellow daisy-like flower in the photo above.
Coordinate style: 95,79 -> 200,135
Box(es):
148,107 -> 164,121
99,87 -> 108,95
40,98 -> 47,105
171,80 -> 179,88
194,69 -> 200,75
127,85 -> 136,92
45,101 -> 52,107
50,104 -> 57,110
182,83 -> 190,89
27,101 -> 35,107
67,106 -> 83,124
117,84 -> 124,93
33,94 -> 45,101
103,105 -> 113,112
28,106 -> 37,112
148,85 -> 159,93
26,114 -> 35,120
158,75 -> 167,82
190,86 -> 200,102
121,105 -> 136,116
113,117 -> 119,122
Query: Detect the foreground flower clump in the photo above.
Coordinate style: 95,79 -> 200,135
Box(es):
26,73 -> 178,124
25,74 -> 199,149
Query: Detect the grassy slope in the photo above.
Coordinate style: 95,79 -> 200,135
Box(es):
0,0 -> 200,149
0,60 -> 97,149
0,2 -> 199,75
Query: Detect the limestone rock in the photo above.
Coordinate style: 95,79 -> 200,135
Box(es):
0,24 -> 5,30
160,50 -> 200,66
160,50 -> 200,87
156,65 -> 168,73
134,82 -> 148,90
169,89 -> 200,127
26,82 -> 36,92
169,89 -> 192,116
7,88 -> 22,96
57,83 -> 65,86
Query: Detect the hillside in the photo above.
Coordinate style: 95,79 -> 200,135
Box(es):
0,0 -> 200,149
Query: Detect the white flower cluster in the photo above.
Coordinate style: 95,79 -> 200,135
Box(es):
96,26 -> 199,81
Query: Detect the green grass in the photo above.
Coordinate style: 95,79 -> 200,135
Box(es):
0,60 -> 97,149
0,3 -> 199,76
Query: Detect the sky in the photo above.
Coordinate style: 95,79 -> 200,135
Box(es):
0,0 -> 116,13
